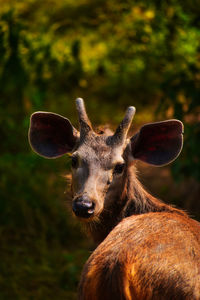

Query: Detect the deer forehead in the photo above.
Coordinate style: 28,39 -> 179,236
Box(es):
75,134 -> 126,169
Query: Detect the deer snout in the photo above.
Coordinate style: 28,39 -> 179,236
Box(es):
72,195 -> 95,219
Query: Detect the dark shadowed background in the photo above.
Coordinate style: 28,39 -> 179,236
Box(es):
0,1 -> 200,299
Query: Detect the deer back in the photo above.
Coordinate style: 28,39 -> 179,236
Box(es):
79,212 -> 200,300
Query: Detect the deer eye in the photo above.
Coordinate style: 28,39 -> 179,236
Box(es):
113,163 -> 125,174
71,156 -> 79,169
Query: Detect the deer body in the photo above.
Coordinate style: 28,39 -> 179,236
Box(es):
80,212 -> 200,300
29,98 -> 200,299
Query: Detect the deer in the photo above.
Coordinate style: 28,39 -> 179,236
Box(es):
29,98 -> 200,300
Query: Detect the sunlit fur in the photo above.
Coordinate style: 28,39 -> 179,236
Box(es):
79,213 -> 200,300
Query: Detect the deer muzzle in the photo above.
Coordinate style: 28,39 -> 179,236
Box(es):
72,194 -> 95,218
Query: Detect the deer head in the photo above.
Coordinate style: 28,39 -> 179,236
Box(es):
29,98 -> 183,222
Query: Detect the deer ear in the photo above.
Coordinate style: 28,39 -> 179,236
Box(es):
130,120 -> 183,166
28,112 -> 79,158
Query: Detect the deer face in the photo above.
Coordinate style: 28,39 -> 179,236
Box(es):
28,98 -> 183,221
70,133 -> 128,219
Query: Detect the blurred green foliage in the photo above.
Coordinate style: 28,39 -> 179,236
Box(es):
0,0 -> 200,298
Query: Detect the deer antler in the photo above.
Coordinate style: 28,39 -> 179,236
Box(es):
76,98 -> 93,139
111,106 -> 136,145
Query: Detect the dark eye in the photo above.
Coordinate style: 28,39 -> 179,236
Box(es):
113,163 -> 125,174
71,156 -> 78,168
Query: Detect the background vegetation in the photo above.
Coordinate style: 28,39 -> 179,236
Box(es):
0,0 -> 200,299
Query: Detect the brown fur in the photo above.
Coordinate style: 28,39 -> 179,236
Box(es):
79,212 -> 200,299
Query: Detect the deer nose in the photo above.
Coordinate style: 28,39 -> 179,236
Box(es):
72,195 -> 95,218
